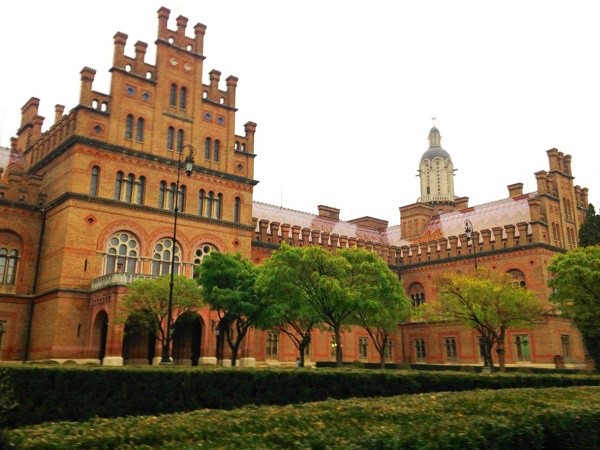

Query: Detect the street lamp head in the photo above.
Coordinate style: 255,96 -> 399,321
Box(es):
180,144 -> 195,176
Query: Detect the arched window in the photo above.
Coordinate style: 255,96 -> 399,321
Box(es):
409,283 -> 425,307
124,174 -> 135,202
152,238 -> 181,276
179,87 -> 187,110
198,189 -> 205,216
136,176 -> 146,205
167,127 -> 174,150
0,248 -> 18,285
204,138 -> 211,160
135,117 -> 144,142
158,181 -> 166,208
507,269 -> 526,288
105,232 -> 139,274
234,197 -> 241,223
177,129 -> 184,152
169,83 -> 177,107
115,171 -> 124,200
215,193 -> 222,219
90,166 -> 100,196
178,185 -> 187,212
193,243 -> 218,276
167,183 -> 177,210
206,191 -> 214,218
214,140 -> 220,162
125,115 -> 134,139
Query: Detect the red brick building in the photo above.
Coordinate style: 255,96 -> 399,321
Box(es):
0,6 -> 589,368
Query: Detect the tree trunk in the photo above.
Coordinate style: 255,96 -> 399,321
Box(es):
230,344 -> 238,367
334,326 -> 343,367
497,328 -> 506,372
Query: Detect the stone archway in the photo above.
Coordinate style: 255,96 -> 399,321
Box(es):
172,312 -> 203,366
91,310 -> 109,363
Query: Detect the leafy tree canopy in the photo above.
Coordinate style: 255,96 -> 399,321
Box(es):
435,269 -> 545,371
579,203 -> 600,247
549,245 -> 600,367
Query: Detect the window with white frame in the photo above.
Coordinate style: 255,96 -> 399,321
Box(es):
414,339 -> 426,362
266,332 -> 279,359
105,232 -> 139,274
384,338 -> 393,361
152,238 -> 181,276
514,334 -> 530,362
358,337 -> 368,360
444,337 -> 458,362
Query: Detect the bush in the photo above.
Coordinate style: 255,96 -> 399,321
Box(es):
5,386 -> 600,449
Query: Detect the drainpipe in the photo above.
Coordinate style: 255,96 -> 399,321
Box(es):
23,207 -> 46,362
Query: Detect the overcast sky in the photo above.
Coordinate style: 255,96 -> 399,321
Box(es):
2,1 -> 599,225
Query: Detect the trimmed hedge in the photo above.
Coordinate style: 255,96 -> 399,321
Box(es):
5,386 -> 600,449
3,365 -> 600,427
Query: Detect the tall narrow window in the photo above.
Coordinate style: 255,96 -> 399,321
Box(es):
168,183 -> 177,211
169,83 -> 177,107
409,283 -> 425,307
125,115 -> 133,139
234,197 -> 241,223
215,193 -> 222,219
358,337 -> 368,359
204,137 -> 211,160
444,337 -> 458,362
90,166 -> 100,196
0,249 -> 18,285
136,117 -> 144,142
177,129 -> 184,152
214,140 -> 220,162
136,176 -> 146,205
384,339 -> 393,361
124,174 -> 134,203
206,191 -> 214,218
167,127 -> 174,150
179,87 -> 187,110
105,232 -> 138,274
514,335 -> 530,362
158,181 -> 166,209
198,189 -> 205,216
561,334 -> 571,360
114,171 -> 124,200
415,339 -> 426,362
266,332 -> 279,359
178,185 -> 187,213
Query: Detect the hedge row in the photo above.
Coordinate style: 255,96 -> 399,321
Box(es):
5,386 -> 600,449
3,365 -> 600,427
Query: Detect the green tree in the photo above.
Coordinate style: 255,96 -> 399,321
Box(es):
548,246 -> 600,369
256,246 -> 323,367
119,275 -> 204,362
436,269 -> 545,371
578,203 -> 600,247
254,244 -> 352,366
340,248 -> 410,368
196,252 -> 268,366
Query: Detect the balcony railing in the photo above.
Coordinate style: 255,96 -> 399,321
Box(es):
90,272 -> 154,291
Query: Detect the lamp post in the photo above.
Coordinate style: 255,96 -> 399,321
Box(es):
464,219 -> 478,270
161,144 -> 195,364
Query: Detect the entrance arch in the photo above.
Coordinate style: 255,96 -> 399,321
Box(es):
91,310 -> 108,363
122,318 -> 156,365
172,312 -> 203,366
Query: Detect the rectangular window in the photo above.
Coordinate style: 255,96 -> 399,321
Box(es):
561,334 -> 571,360
265,332 -> 278,359
514,334 -> 530,362
414,339 -> 426,362
358,337 -> 368,360
444,337 -> 458,362
384,338 -> 393,361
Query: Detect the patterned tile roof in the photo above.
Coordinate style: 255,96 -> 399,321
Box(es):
252,194 -> 534,247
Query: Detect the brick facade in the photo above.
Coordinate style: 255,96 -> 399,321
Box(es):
0,6 -> 590,369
